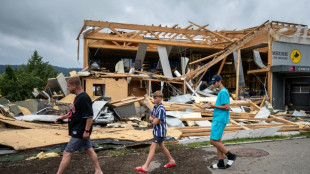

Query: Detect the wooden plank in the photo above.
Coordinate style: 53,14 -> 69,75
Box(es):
217,56 -> 227,75
83,39 -> 88,69
112,97 -> 145,107
84,20 -> 222,36
180,127 -> 241,133
86,32 -> 224,49
189,50 -> 225,65
250,101 -> 260,111
179,117 -> 213,121
180,132 -> 211,137
259,95 -> 267,109
236,49 -> 241,99
247,68 -> 269,74
269,115 -> 298,125
110,27 -> 123,37
267,32 -> 273,103
229,118 -> 251,130
148,30 -> 161,40
230,116 -> 273,121
110,96 -> 136,104
181,131 -> 233,137
188,21 -> 233,42
178,21 -> 269,80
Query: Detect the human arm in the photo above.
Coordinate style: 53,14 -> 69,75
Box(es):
83,118 -> 93,139
151,117 -> 162,125
150,107 -> 164,125
206,89 -> 230,110
149,115 -> 161,125
207,103 -> 230,110
54,112 -> 70,124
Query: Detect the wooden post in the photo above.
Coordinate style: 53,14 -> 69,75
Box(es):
267,32 -> 273,103
83,39 -> 88,69
183,79 -> 187,94
148,80 -> 152,96
235,49 -> 241,99
217,56 -> 227,75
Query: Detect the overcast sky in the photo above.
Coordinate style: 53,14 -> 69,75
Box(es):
0,0 -> 309,68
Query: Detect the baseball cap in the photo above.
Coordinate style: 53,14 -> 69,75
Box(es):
210,74 -> 222,84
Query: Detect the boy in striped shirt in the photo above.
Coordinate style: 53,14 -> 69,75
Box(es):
134,91 -> 176,173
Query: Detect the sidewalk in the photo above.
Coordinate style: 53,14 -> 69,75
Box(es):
203,138 -> 310,174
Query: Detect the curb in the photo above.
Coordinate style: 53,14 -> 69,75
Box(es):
196,136 -> 307,148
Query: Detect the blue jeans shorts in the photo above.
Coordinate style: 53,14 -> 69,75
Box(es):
64,137 -> 92,153
210,120 -> 226,141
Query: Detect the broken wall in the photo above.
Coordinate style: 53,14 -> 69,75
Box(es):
85,78 -> 128,101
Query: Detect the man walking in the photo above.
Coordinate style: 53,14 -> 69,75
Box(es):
207,75 -> 236,169
55,77 -> 103,174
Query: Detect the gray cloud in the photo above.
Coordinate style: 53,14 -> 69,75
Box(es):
0,0 -> 309,68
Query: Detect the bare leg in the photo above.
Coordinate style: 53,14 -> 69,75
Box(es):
56,151 -> 72,174
141,142 -> 157,171
85,148 -> 103,174
210,138 -> 228,159
158,143 -> 175,164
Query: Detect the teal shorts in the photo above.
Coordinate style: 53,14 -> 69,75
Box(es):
210,120 -> 226,141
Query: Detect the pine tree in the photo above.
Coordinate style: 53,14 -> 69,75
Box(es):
0,51 -> 58,101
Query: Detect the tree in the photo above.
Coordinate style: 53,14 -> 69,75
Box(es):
0,51 -> 58,101
0,65 -> 22,101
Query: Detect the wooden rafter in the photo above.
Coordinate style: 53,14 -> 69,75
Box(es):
247,68 -> 269,74
189,21 -> 233,42
78,20 -> 238,51
109,27 -> 123,37
217,56 -> 227,74
176,20 -> 270,81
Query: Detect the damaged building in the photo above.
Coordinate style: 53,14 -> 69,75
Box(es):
75,20 -> 310,110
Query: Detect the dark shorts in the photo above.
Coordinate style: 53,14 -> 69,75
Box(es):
64,137 -> 92,153
152,136 -> 165,144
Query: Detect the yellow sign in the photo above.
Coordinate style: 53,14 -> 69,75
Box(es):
290,49 -> 301,64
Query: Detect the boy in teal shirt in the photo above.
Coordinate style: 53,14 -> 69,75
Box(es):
207,75 -> 236,169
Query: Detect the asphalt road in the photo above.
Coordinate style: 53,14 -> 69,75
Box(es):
202,138 -> 310,174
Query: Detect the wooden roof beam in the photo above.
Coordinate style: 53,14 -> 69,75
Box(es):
247,68 -> 269,74
83,20 -> 226,38
176,20 -> 269,80
189,21 -> 233,42
109,27 -> 123,37
85,33 -> 224,49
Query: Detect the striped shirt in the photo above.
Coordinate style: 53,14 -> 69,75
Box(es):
151,103 -> 167,137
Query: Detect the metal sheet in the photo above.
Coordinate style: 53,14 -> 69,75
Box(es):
14,115 -> 64,122
157,45 -> 173,78
166,116 -> 184,127
134,44 -> 148,69
233,51 -> 245,88
115,59 -> 125,73
92,101 -> 108,120
113,103 -> 137,118
253,51 -> 267,68
181,57 -> 189,75
56,73 -> 69,96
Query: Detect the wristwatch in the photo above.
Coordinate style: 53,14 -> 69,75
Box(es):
84,129 -> 90,133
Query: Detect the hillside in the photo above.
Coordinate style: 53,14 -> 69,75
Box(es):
0,65 -> 82,76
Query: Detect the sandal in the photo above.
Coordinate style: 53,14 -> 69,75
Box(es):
164,162 -> 176,168
134,166 -> 147,173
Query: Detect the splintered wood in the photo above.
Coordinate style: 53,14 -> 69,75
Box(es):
168,101 -> 310,137
0,113 -> 182,150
